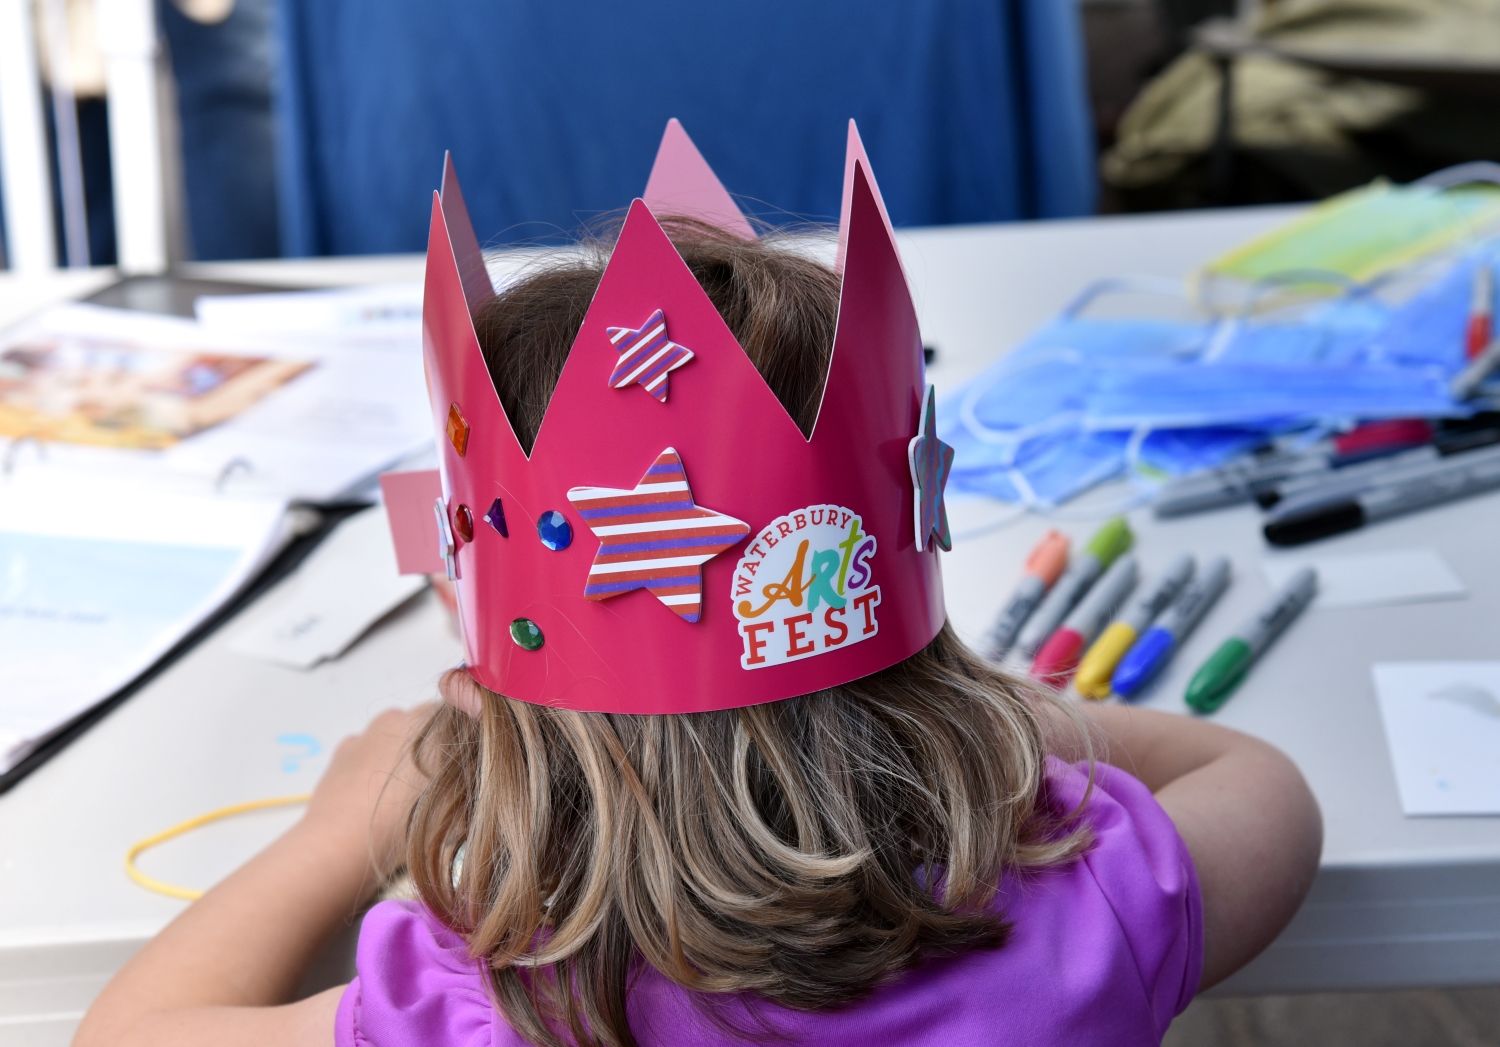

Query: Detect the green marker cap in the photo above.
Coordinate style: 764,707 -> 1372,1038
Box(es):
1084,516 -> 1133,567
1185,638 -> 1252,713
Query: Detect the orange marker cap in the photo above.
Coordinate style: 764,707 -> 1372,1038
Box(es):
1025,529 -> 1071,587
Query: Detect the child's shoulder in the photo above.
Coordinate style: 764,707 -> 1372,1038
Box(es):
335,901 -> 497,1047
339,763 -> 1201,1047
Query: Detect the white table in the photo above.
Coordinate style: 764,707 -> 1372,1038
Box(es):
4,205 -> 1497,1044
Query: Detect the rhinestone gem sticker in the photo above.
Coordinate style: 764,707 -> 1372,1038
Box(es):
731,505 -> 879,669
454,504 -> 474,543
483,497 -> 508,537
537,510 -> 572,551
446,403 -> 470,457
510,617 -> 544,650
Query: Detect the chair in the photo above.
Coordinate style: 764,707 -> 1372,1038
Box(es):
273,0 -> 1097,256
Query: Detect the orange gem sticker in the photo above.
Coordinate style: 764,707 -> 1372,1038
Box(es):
446,403 -> 469,456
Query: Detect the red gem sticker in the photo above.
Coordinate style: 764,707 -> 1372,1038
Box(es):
446,403 -> 469,457
454,503 -> 474,542
732,505 -> 880,669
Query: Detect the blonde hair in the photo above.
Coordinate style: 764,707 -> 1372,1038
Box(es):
405,221 -> 1092,1047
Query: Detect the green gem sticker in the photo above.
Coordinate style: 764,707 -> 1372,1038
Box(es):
509,617 -> 544,651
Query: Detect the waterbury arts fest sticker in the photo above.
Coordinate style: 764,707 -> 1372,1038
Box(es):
731,504 -> 880,669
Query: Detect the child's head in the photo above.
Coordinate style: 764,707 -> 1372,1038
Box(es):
408,220 -> 1089,1047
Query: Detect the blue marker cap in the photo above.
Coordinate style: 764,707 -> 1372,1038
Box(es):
1111,627 -> 1176,699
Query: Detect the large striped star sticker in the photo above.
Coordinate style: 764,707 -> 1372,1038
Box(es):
908,384 -> 954,552
606,309 -> 694,402
567,449 -> 749,622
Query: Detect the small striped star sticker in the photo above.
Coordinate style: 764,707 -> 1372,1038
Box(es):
567,449 -> 749,622
908,384 -> 954,552
605,309 -> 694,402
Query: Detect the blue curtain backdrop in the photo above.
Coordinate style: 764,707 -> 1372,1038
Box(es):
273,0 -> 1095,257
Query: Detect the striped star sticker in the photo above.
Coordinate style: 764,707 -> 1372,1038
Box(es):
908,383 -> 954,552
606,308 -> 694,402
567,449 -> 749,622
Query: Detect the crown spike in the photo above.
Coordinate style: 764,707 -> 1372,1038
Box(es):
815,161 -> 928,555
643,119 -> 756,240
835,121 -> 899,275
440,153 -> 497,314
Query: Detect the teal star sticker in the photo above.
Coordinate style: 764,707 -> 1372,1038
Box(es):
907,384 -> 954,552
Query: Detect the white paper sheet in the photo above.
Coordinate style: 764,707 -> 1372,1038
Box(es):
1372,662 -> 1500,816
1262,548 -> 1466,609
0,473 -> 288,771
195,283 -> 423,343
227,506 -> 427,670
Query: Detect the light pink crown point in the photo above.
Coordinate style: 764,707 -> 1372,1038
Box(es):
643,119 -> 756,240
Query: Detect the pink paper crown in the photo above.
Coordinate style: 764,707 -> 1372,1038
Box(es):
382,119 -> 953,714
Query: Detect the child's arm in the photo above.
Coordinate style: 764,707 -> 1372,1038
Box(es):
74,706 -> 431,1047
1062,703 -> 1322,991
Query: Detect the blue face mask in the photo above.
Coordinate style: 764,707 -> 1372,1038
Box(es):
939,262 -> 1486,508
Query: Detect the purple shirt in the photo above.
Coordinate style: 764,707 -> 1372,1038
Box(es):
336,759 -> 1202,1047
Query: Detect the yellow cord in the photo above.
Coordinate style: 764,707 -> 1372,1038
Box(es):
125,794 -> 312,901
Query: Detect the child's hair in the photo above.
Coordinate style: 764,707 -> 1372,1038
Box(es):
407,220 -> 1092,1047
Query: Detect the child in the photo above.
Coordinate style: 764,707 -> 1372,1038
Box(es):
77,132 -> 1321,1047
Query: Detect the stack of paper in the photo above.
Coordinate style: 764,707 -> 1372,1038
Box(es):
0,283 -> 437,779
1,299 -> 433,501
0,473 -> 289,772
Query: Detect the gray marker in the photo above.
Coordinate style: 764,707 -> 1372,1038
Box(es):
1058,554 -> 1141,650
1157,557 -> 1231,639
1259,444 -> 1439,510
1154,451 -> 1330,517
1452,337 -> 1500,401
1111,557 -> 1232,699
1266,441 -> 1500,545
1186,567 -> 1317,712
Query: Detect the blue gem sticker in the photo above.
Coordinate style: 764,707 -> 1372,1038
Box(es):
537,510 -> 572,551
483,497 -> 508,537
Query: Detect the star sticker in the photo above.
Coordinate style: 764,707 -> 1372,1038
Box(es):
605,309 -> 694,402
567,448 -> 749,621
908,384 -> 954,552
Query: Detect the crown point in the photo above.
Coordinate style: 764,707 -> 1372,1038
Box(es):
643,119 -> 755,240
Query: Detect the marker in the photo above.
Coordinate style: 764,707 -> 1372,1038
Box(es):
1185,566 -> 1316,713
1256,443 -> 1440,510
1264,441 -> 1500,545
1451,337 -> 1500,401
1155,419 -> 1433,518
986,530 -> 1071,659
1468,264 -> 1493,360
1013,517 -> 1133,661
1112,556 -> 1232,699
1031,554 -> 1138,686
1074,554 -> 1195,699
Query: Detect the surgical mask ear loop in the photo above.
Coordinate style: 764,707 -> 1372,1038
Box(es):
957,276 -> 1211,451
